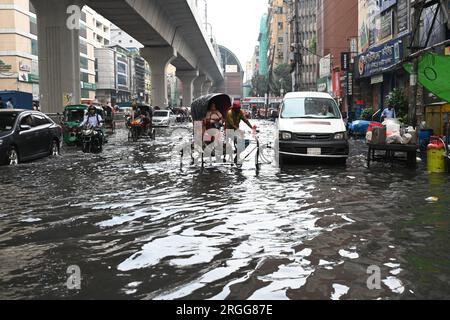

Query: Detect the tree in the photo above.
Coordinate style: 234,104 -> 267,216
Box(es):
271,64 -> 292,96
251,74 -> 268,97
386,88 -> 408,122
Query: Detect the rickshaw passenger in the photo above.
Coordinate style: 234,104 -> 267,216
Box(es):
204,103 -> 224,130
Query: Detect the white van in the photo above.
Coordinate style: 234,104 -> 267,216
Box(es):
277,92 -> 349,164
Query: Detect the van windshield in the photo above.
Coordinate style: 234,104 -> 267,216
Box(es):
281,98 -> 341,119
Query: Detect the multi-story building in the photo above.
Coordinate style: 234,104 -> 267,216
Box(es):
0,0 -> 39,101
251,45 -> 260,78
353,0 -> 413,115
316,0 -> 358,108
290,0 -> 320,91
258,14 -> 269,76
81,6 -> 111,102
267,0 -> 290,68
144,61 -> 151,104
95,45 -> 132,105
215,45 -> 244,100
109,27 -> 147,103
110,25 -> 142,50
0,1 -> 109,105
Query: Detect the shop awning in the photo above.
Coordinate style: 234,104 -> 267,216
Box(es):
404,53 -> 450,102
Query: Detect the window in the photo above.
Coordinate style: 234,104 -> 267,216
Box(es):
31,39 -> 38,56
117,74 -> 127,86
79,39 -> 88,55
278,22 -> 283,30
79,24 -> 87,39
32,114 -> 50,126
80,57 -> 88,70
20,115 -> 35,127
81,72 -> 89,82
278,37 -> 284,44
117,62 -> 127,74
0,113 -> 18,132
81,89 -> 90,99
30,16 -> 37,36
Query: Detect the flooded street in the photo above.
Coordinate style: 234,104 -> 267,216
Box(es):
1,120 -> 450,300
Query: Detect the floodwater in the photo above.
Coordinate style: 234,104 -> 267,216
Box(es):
1,120 -> 449,300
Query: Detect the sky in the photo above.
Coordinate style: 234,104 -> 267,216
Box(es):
206,0 -> 269,77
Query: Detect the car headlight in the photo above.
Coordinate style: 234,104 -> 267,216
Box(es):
280,131 -> 292,140
334,132 -> 347,140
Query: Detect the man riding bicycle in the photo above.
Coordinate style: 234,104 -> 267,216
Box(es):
225,101 -> 256,164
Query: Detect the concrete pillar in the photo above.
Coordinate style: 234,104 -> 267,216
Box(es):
193,74 -> 207,99
176,70 -> 199,106
31,0 -> 84,113
202,80 -> 212,94
140,46 -> 177,108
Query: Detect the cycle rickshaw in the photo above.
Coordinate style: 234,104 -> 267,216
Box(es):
179,93 -> 270,169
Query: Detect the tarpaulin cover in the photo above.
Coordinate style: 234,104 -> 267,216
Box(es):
190,93 -> 232,121
404,53 -> 450,102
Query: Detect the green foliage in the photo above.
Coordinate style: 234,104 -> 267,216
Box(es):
386,88 -> 408,119
309,36 -> 317,55
251,74 -> 268,97
361,107 -> 375,121
271,63 -> 292,97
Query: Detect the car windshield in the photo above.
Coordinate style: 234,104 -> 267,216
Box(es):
153,111 -> 168,117
281,97 -> 341,119
0,113 -> 18,132
65,109 -> 85,122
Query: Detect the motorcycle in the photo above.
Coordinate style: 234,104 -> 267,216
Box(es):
81,125 -> 103,153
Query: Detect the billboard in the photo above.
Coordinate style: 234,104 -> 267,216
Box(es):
319,54 -> 332,78
358,0 -> 381,53
356,35 -> 405,78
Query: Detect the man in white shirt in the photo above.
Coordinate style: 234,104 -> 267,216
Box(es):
79,105 -> 106,144
381,105 -> 396,120
80,105 -> 103,128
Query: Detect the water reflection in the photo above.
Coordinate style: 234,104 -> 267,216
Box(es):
0,121 -> 450,299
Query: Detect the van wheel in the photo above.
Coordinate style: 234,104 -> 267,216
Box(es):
8,147 -> 19,165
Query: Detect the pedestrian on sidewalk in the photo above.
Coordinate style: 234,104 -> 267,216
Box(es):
381,104 -> 396,121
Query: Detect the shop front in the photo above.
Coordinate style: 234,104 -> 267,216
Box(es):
354,34 -> 410,116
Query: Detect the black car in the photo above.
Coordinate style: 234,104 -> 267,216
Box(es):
0,109 -> 62,165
